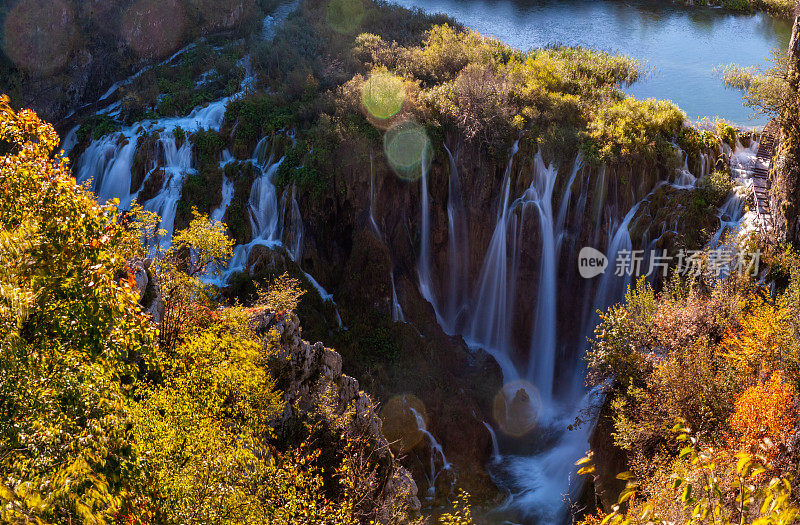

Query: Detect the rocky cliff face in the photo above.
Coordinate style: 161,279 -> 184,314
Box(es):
1,0 -> 258,124
252,308 -> 422,518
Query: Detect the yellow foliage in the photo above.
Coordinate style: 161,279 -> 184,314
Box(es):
722,296 -> 794,375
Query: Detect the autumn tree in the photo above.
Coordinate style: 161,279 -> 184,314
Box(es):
0,95 -> 154,522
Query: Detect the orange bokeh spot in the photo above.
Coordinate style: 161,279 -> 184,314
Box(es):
3,0 -> 76,75
122,0 -> 185,59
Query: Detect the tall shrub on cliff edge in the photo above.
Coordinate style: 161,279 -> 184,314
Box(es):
0,94 -> 154,522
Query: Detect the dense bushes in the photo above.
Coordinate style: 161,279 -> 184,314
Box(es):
582,97 -> 686,164
0,95 -> 153,523
684,0 -> 799,16
119,41 -> 246,124
0,99 -> 428,524
586,260 -> 800,522
223,92 -> 296,156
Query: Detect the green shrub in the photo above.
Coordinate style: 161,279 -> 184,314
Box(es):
716,121 -> 738,148
582,97 -> 686,163
224,93 -> 296,156
698,169 -> 734,208
76,114 -> 121,143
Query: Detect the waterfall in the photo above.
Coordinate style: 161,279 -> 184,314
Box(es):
368,155 -> 382,240
407,403 -> 452,499
143,135 -> 194,242
466,140 -> 520,380
520,153 -> 559,402
589,202 -> 641,323
555,153 -> 583,256
73,93 -> 236,240
711,139 -> 759,245
248,154 -> 282,241
499,387 -> 603,524
443,144 -> 469,333
211,150 -> 236,223
483,421 -> 501,462
390,271 -> 406,323
285,185 -> 304,261
417,160 -> 438,316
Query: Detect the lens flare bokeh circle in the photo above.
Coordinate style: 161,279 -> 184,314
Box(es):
3,0 -> 76,75
122,0 -> 185,59
492,380 -> 541,437
379,394 -> 427,453
383,120 -> 432,181
326,0 -> 365,35
362,71 -> 405,120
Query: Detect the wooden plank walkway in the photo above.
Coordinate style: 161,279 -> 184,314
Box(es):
751,120 -> 779,231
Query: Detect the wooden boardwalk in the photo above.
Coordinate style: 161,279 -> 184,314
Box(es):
751,120 -> 779,230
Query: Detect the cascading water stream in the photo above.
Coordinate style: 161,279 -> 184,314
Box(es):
518,153 -> 559,403
417,160 -> 443,327
406,402 -> 452,499
555,153 -> 583,257
443,144 -> 469,334
483,421 -> 501,462
211,150 -> 236,223
74,93 -> 235,242
465,140 -> 520,380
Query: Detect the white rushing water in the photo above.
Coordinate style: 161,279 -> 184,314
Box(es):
405,129 -> 758,522
406,400 -> 453,499
519,153 -> 559,403
74,96 -> 231,243
444,144 -> 470,334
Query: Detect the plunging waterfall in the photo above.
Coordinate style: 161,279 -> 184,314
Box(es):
444,144 -> 469,333
417,161 -> 440,324
465,140 -> 520,379
522,153 -> 559,402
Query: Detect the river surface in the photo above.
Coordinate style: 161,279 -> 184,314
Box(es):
391,0 -> 792,125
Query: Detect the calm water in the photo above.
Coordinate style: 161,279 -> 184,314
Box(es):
392,0 -> 792,125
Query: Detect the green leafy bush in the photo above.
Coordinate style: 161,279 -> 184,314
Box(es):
582,97 -> 685,164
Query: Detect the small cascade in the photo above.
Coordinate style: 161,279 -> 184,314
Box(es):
407,403 -> 452,499
76,134 -> 137,206
248,156 -> 282,241
211,151 -> 236,223
368,155 -> 382,240
591,165 -> 608,247
715,139 -> 759,241
417,160 -> 440,321
390,271 -> 406,323
143,135 -> 194,242
74,93 -> 237,239
222,138 -> 285,279
483,421 -> 501,462
262,0 -> 299,40
443,144 -> 469,333
285,185 -> 304,261
589,202 -> 641,321
674,148 -> 698,188
555,153 -> 583,256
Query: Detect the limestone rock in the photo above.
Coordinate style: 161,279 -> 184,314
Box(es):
250,309 -> 421,515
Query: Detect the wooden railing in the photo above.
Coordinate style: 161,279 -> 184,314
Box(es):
751,120 -> 779,233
